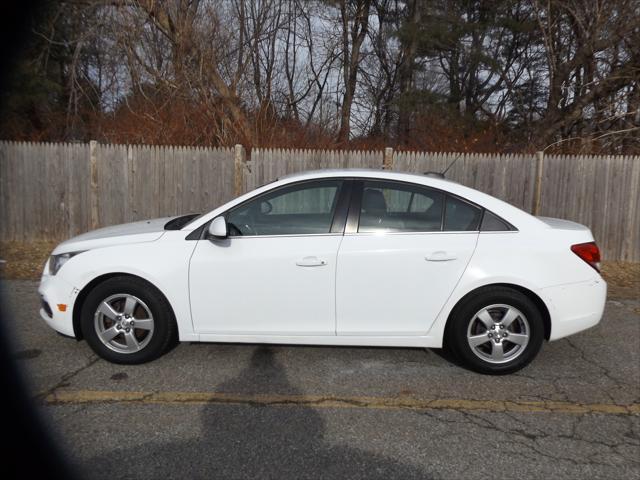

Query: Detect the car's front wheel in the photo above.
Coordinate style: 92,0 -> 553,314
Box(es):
446,287 -> 544,374
80,276 -> 177,364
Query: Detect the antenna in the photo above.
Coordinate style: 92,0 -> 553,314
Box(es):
441,152 -> 463,176
423,152 -> 464,178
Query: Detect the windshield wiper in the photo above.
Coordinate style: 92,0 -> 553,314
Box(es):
164,214 -> 201,230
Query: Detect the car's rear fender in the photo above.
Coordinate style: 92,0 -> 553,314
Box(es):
426,228 -> 604,345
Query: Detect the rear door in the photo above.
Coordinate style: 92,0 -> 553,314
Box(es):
336,179 -> 480,336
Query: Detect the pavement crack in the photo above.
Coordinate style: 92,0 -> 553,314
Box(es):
35,355 -> 100,402
564,337 -> 628,401
452,410 -> 633,468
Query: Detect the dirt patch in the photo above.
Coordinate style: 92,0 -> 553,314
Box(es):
0,241 -> 57,280
601,262 -> 640,300
1,241 -> 638,300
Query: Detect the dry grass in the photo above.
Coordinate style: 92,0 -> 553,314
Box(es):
601,262 -> 640,300
0,241 -> 56,280
0,241 -> 638,300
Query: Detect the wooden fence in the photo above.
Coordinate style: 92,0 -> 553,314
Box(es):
1,141 -> 638,261
0,141 -> 235,241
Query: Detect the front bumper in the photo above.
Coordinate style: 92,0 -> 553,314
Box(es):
38,273 -> 78,338
541,276 -> 607,341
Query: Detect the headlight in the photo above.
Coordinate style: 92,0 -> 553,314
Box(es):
48,251 -> 84,275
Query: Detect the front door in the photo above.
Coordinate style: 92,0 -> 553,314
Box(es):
189,179 -> 347,335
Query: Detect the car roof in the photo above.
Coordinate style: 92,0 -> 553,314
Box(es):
280,168 -> 411,178
277,168 -> 459,188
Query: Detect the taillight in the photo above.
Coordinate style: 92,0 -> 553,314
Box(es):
571,242 -> 601,272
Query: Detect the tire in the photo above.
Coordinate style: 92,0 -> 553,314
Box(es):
80,276 -> 177,364
445,286 -> 544,375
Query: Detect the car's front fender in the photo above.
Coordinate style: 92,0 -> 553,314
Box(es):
53,233 -> 199,341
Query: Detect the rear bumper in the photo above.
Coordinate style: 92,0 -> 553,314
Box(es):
540,277 -> 607,341
38,274 -> 77,338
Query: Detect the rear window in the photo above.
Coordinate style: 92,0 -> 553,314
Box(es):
355,180 -> 488,233
357,180 -> 444,233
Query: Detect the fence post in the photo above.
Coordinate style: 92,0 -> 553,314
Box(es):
383,147 -> 394,170
234,144 -> 246,196
532,150 -> 544,216
89,140 -> 99,230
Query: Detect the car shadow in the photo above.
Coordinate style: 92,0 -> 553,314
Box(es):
84,346 -> 432,479
430,346 -> 467,369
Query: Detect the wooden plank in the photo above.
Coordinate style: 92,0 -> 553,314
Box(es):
0,143 -> 9,239
625,157 -> 640,261
89,140 -> 99,230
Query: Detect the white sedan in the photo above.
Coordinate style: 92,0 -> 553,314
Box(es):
39,169 -> 606,374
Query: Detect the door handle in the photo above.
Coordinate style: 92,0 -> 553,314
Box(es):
425,251 -> 457,262
296,256 -> 327,267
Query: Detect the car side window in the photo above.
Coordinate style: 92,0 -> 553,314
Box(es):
480,210 -> 513,231
443,195 -> 482,231
226,180 -> 343,236
358,181 -> 444,233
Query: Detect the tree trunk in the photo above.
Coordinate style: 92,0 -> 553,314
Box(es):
337,0 -> 371,144
396,0 -> 420,145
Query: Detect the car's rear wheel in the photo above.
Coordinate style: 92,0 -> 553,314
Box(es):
446,287 -> 544,374
81,276 -> 177,364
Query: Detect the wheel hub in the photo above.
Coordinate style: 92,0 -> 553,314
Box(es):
115,314 -> 135,329
488,323 -> 509,343
466,304 -> 530,364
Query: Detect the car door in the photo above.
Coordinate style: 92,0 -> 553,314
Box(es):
189,178 -> 350,335
336,179 -> 480,336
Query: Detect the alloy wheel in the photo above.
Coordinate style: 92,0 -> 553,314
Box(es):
93,293 -> 155,354
466,304 -> 530,364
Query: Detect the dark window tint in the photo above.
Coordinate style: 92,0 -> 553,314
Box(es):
358,181 -> 444,233
226,180 -> 342,236
444,196 -> 482,231
480,211 -> 512,231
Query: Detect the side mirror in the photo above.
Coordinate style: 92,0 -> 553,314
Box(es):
207,216 -> 228,239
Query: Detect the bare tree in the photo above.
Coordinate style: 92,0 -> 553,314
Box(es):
2,0 -> 637,152
533,0 -> 640,151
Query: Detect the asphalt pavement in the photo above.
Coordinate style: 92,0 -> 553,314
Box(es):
4,279 -> 640,479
